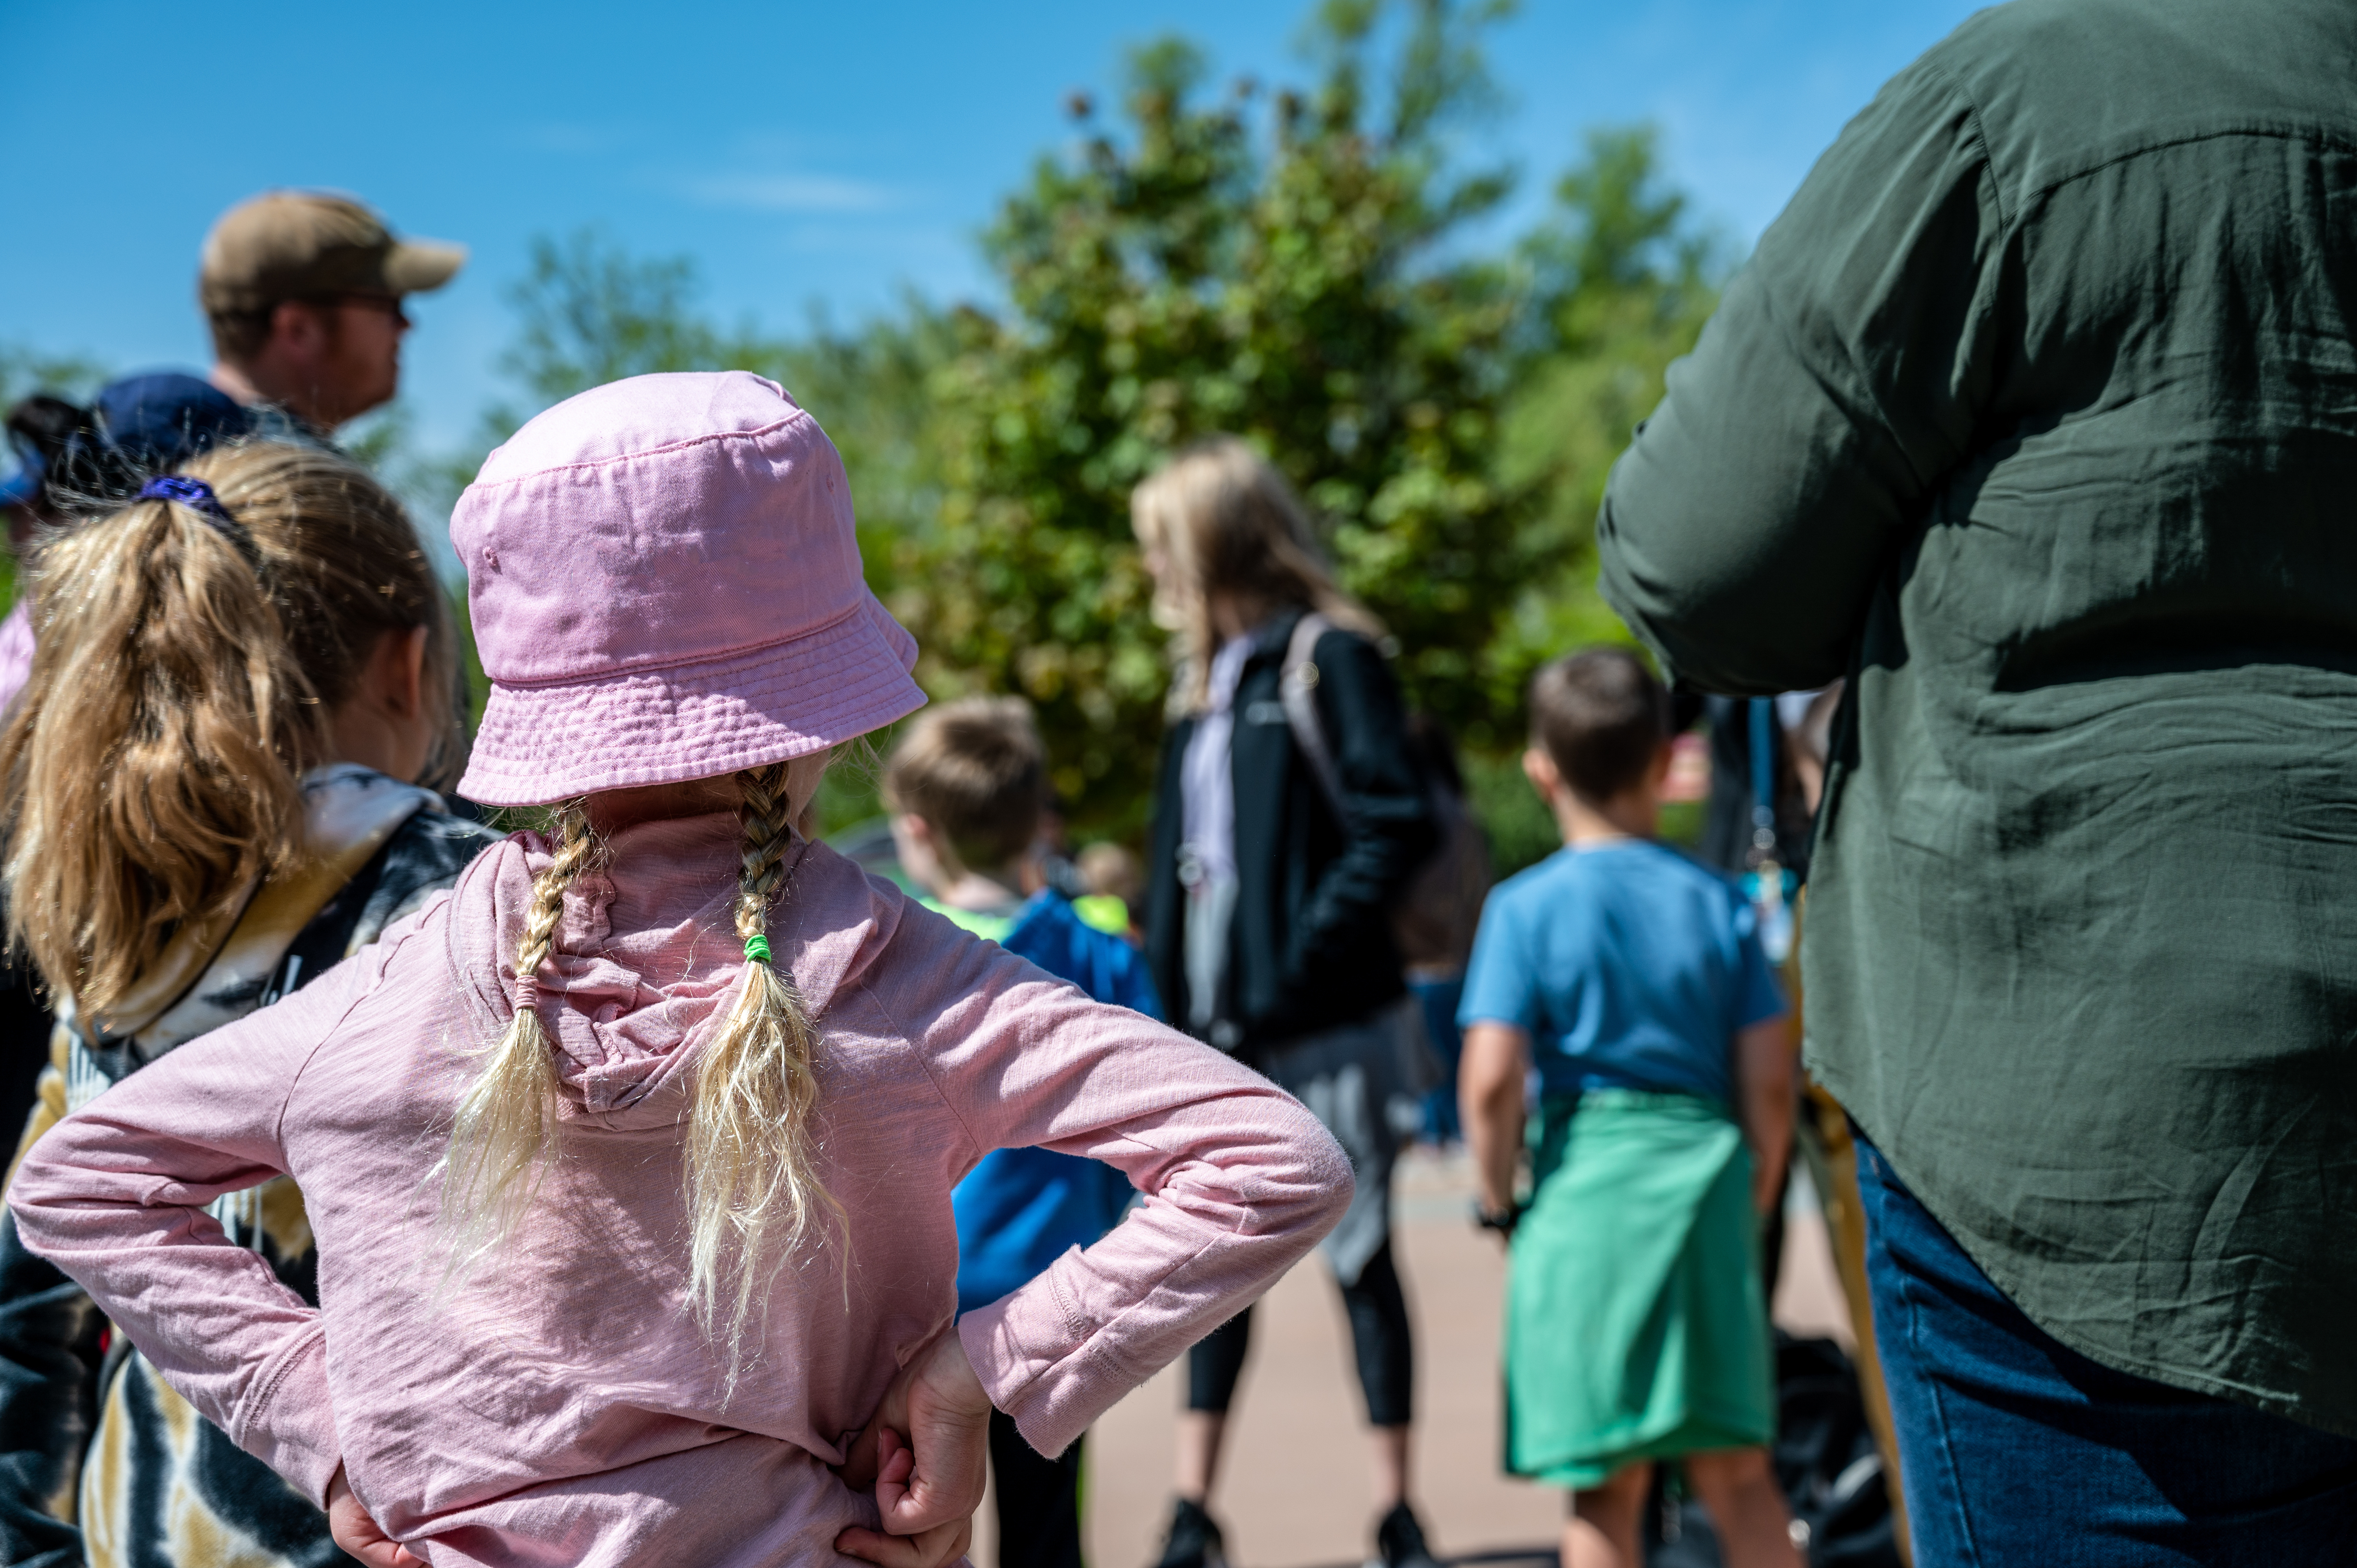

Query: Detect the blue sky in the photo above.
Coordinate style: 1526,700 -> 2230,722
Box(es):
1,0 -> 1987,453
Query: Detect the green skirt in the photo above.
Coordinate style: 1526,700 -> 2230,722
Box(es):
1505,1089 -> 1774,1489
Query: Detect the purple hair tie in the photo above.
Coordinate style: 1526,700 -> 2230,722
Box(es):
138,474 -> 263,568
135,474 -> 232,523
138,474 -> 236,525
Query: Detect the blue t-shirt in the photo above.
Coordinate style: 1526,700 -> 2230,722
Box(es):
940,890 -> 1162,1314
1458,839 -> 1786,1105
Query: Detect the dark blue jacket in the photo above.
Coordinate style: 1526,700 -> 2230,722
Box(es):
948,890 -> 1160,1314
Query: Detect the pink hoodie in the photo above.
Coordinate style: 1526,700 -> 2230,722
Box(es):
9,817 -> 1351,1566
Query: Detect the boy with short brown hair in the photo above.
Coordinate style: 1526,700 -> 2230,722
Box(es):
884,696 -> 1161,1568
1459,648 -> 1801,1568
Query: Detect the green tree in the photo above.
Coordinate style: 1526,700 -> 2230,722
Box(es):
440,14 -> 1721,852
0,345 -> 106,413
896,0 -> 1536,837
1489,125 -> 1719,692
495,230 -> 786,420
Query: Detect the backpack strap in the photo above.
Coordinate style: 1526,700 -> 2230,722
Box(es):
1279,611 -> 1346,820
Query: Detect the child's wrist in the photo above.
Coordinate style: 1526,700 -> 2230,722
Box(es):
1470,1197 -> 1523,1237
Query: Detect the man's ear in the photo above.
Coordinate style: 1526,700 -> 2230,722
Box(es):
267,300 -> 330,366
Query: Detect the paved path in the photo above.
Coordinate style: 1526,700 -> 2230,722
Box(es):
974,1148 -> 1851,1568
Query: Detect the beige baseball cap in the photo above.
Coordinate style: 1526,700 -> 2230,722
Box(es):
199,191 -> 466,317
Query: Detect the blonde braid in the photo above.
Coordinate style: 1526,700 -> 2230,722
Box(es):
439,804 -> 597,1274
686,763 -> 836,1390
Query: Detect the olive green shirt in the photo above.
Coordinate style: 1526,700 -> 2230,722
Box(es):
1596,0 -> 2357,1433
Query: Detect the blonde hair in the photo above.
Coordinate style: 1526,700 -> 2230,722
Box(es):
1129,438 -> 1382,713
0,441 -> 459,1014
881,696 -> 1045,872
439,763 -> 835,1388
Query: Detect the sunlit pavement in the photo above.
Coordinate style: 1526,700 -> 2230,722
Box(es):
971,1146 -> 1852,1568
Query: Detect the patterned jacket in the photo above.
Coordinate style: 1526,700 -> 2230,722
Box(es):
0,766 -> 497,1568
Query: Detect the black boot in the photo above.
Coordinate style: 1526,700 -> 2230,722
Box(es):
1375,1501 -> 1442,1568
1154,1496 -> 1228,1568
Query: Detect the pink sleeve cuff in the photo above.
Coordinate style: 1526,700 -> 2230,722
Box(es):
959,1270 -> 1129,1460
231,1323 -> 344,1506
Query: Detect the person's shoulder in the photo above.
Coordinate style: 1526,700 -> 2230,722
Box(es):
1481,847 -> 1590,925
369,792 -> 498,878
921,895 -> 1018,945
1913,0 -> 2353,183
393,797 -> 504,861
1628,838 -> 1741,893
1617,841 -> 1756,921
1304,619 -> 1390,683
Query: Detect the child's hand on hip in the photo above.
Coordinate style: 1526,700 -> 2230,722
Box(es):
835,1328 -> 991,1568
326,1464 -> 424,1567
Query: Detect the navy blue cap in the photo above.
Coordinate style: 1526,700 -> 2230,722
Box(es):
92,374 -> 255,471
4,372 -> 259,512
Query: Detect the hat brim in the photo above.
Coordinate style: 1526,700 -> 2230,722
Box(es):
456,590 -> 926,807
383,238 -> 466,295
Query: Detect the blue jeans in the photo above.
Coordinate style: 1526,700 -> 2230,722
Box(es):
1854,1137 -> 2357,1565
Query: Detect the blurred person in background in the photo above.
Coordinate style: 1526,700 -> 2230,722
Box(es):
885,696 -> 1160,1568
0,443 -> 491,1568
201,189 -> 462,439
1458,649 -> 1798,1568
1134,439 -> 1442,1568
1075,841 -> 1146,943
1596,0 -> 2357,1557
1397,712 -> 1488,1145
0,188 -> 462,704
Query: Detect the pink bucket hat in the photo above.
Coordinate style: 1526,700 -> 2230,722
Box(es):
451,371 -> 925,806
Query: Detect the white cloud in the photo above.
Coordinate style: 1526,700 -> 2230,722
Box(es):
684,172 -> 899,214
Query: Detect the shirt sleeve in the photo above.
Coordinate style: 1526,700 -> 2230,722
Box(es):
880,913 -> 1352,1459
4,934 -> 417,1508
1456,888 -> 1538,1033
1594,56 -> 2007,694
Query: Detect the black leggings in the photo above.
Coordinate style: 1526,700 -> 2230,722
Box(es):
1185,1238 -> 1413,1427
988,1408 -> 1084,1568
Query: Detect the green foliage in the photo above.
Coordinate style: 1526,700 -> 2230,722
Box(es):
0,344 -> 106,412
391,1 -> 1723,851
889,0 -> 1539,837
496,231 -> 789,419
1489,127 -> 1719,690
1462,749 -> 1557,879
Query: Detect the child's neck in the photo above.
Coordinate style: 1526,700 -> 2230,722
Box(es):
932,865 -> 1029,913
1555,787 -> 1659,849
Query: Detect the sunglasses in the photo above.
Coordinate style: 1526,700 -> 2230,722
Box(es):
316,293 -> 412,328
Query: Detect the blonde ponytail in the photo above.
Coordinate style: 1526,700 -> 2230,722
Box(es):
0,441 -> 458,1014
438,804 -> 595,1274
0,484 -> 312,1015
687,763 -> 835,1384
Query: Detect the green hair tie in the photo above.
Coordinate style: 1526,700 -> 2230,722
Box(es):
744,933 -> 773,965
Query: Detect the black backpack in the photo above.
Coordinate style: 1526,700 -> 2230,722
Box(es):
1277,612 -> 1490,969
